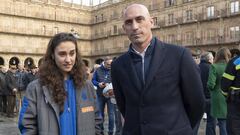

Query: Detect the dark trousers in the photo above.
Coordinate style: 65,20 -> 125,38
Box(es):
205,99 -> 216,135
227,102 -> 240,135
113,104 -> 122,135
2,95 -> 7,113
97,93 -> 114,135
6,95 -> 16,117
0,95 -> 2,112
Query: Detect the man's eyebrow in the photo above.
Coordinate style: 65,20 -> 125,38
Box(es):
124,16 -> 144,22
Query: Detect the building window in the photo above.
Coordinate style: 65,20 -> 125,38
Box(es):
185,32 -> 193,43
95,29 -> 98,36
165,0 -> 176,7
230,26 -> 240,39
207,6 -> 215,18
95,15 -> 98,23
207,29 -> 215,41
168,13 -> 174,24
101,14 -> 104,21
186,10 -> 193,21
153,17 -> 158,26
54,27 -> 58,34
167,34 -> 176,43
230,1 -> 239,14
113,25 -> 118,34
150,0 -> 159,10
42,25 -> 46,34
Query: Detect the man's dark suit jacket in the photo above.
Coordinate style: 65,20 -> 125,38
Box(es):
111,37 -> 205,135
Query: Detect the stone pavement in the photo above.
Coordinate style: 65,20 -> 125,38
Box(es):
0,114 -> 20,135
0,113 -> 218,135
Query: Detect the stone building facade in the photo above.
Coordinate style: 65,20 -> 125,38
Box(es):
1,0 -> 240,68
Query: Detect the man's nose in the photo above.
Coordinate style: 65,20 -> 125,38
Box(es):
132,20 -> 139,30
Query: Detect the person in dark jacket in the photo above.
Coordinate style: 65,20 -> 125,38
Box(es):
199,51 -> 216,135
15,64 -> 27,113
111,4 -> 205,135
92,57 -> 115,135
5,64 -> 18,117
18,33 -> 102,135
25,65 -> 38,86
221,50 -> 240,135
0,65 -> 7,115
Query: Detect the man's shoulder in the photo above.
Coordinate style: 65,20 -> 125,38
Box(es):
154,41 -> 186,59
158,40 -> 185,51
112,53 -> 129,66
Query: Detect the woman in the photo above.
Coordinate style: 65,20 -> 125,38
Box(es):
18,33 -> 101,135
207,47 -> 231,135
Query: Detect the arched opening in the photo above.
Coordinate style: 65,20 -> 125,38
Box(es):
24,57 -> 35,69
0,57 -> 4,65
82,59 -> 89,67
9,57 -> 20,66
95,58 -> 104,65
38,58 -> 43,67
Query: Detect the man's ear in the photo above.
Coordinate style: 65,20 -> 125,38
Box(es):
52,54 -> 54,60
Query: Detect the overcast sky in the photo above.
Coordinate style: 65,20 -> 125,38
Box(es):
64,0 -> 109,6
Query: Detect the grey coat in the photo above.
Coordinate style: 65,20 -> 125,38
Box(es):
18,79 -> 102,135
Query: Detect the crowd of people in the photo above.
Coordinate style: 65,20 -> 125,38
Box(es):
0,3 -> 239,135
0,64 -> 38,118
191,47 -> 240,135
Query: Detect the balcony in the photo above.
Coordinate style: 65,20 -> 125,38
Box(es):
164,0 -> 177,8
194,10 -> 220,22
91,17 -> 107,25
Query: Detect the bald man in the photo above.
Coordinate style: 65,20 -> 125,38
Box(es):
111,4 -> 205,135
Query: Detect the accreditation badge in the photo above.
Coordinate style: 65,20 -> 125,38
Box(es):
81,106 -> 94,113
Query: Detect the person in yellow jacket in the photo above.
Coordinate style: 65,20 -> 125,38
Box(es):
221,49 -> 240,135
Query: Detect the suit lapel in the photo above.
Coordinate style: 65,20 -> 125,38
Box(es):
144,40 -> 167,90
124,53 -> 142,92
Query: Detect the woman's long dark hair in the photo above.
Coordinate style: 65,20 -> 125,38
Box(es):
214,47 -> 231,63
39,33 -> 86,112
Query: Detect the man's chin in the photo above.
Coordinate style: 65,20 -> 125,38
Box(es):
132,40 -> 143,45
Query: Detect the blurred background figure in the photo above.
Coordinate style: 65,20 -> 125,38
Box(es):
221,48 -> 240,135
207,47 -> 231,135
0,65 -> 7,116
5,64 -> 18,118
92,56 -> 114,135
199,51 -> 215,135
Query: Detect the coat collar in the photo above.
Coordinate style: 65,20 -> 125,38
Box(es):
144,39 -> 166,90
124,37 -> 166,92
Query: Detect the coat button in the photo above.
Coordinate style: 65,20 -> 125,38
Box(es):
141,103 -> 145,107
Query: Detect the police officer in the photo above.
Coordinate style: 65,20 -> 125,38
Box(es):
221,53 -> 240,135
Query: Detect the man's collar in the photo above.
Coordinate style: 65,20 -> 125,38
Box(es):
129,37 -> 156,56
